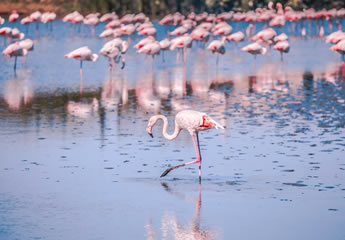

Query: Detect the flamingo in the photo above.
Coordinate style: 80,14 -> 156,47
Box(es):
133,36 -> 155,49
0,16 -> 4,25
100,38 -> 128,69
170,34 -> 193,64
169,26 -> 189,36
206,37 -> 226,65
9,10 -> 19,22
330,39 -> 345,61
64,46 -> 98,95
105,19 -> 121,29
226,31 -> 245,55
100,12 -> 118,22
273,40 -> 290,60
146,110 -> 224,180
3,42 -> 27,69
18,39 -> 34,66
241,42 -> 267,59
159,38 -> 171,62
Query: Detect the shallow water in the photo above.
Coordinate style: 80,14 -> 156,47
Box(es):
0,20 -> 345,240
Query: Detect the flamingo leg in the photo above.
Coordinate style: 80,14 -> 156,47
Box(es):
14,56 -> 17,72
80,60 -> 83,96
195,132 -> 202,182
160,133 -> 202,179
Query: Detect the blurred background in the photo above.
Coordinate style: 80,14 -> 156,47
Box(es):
1,0 -> 345,18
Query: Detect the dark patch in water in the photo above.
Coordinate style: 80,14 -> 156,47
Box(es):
283,183 -> 307,187
328,208 -> 338,211
281,169 -> 295,172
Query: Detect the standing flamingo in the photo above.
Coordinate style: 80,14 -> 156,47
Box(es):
2,42 -> 28,73
273,40 -> 290,60
146,110 -> 224,181
207,37 -> 226,61
64,46 -> 98,95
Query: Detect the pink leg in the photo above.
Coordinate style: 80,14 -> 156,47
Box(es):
80,61 -> 83,96
160,132 -> 202,179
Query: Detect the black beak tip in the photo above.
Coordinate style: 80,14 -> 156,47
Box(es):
149,133 -> 153,138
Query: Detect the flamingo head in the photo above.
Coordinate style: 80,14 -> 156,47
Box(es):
146,116 -> 158,138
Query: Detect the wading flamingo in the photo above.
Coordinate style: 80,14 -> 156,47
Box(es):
64,46 -> 98,95
146,110 -> 224,181
2,42 -> 28,73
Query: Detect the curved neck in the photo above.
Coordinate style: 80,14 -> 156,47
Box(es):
154,115 -> 181,140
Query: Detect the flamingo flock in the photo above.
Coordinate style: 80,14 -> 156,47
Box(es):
1,3 -> 345,180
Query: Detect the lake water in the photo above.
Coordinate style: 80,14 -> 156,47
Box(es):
0,19 -> 345,240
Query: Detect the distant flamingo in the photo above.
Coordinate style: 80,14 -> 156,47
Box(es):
241,42 -> 267,59
170,34 -> 193,64
9,10 -> 19,22
2,42 -> 28,72
206,37 -> 226,65
100,38 -> 128,69
273,40 -> 290,60
226,31 -> 244,55
330,39 -> 345,61
64,46 -> 98,95
18,39 -> 34,66
137,41 -> 161,70
146,110 -> 224,180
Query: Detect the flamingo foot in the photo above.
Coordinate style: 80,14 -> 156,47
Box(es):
160,168 -> 173,177
160,163 -> 187,177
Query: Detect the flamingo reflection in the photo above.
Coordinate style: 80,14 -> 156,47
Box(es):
145,183 -> 217,240
101,71 -> 128,110
66,98 -> 99,118
4,74 -> 33,110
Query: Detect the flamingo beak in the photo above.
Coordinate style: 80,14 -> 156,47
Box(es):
148,133 -> 153,138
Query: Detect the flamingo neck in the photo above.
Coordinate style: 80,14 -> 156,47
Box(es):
153,115 -> 181,140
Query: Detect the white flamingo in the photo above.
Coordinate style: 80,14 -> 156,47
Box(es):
146,110 -> 224,180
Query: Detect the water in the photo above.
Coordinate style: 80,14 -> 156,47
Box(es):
0,20 -> 345,240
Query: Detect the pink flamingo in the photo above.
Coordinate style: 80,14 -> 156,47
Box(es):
133,36 -> 155,49
146,110 -> 224,180
9,10 -> 19,22
100,12 -> 118,23
241,42 -> 267,59
169,26 -> 189,36
64,46 -> 98,95
2,42 -> 28,72
206,37 -> 226,65
273,40 -> 290,60
105,19 -> 121,29
100,38 -> 128,69
169,34 -> 193,64
330,39 -> 345,61
226,31 -> 245,55
138,27 -> 156,36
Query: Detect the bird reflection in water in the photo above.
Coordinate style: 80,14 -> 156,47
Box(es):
136,72 -> 161,113
101,68 -> 128,110
145,182 -> 218,240
66,98 -> 99,118
248,63 -> 289,93
3,70 -> 33,110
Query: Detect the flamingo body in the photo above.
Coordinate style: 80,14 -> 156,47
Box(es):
64,46 -> 98,62
241,42 -> 267,56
